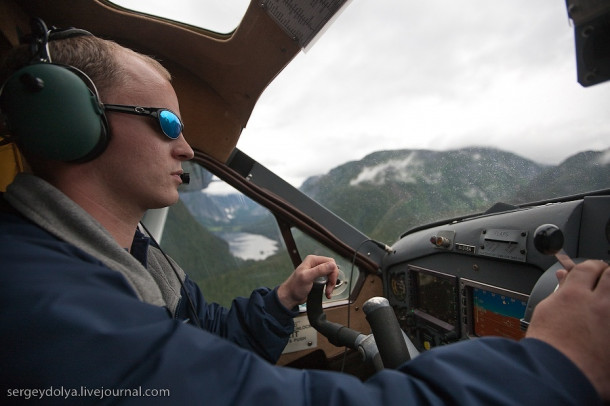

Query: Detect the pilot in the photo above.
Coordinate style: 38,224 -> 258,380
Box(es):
0,20 -> 608,406
0,21 -> 338,377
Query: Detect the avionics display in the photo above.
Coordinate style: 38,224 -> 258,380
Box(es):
461,279 -> 528,340
409,267 -> 458,331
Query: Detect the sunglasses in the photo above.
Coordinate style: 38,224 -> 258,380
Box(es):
103,104 -> 184,139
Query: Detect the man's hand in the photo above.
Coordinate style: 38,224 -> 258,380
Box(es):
277,255 -> 339,310
526,260 -> 610,401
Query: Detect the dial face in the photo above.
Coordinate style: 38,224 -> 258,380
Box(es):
331,268 -> 348,297
390,272 -> 407,301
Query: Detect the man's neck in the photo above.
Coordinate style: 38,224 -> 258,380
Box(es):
56,181 -> 142,250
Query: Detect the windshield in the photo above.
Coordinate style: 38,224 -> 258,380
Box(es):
241,1 -> 609,242
121,0 -> 609,243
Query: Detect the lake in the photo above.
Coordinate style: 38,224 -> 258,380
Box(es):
221,232 -> 279,261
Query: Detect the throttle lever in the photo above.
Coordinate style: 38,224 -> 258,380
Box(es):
521,224 -> 577,332
533,224 -> 575,271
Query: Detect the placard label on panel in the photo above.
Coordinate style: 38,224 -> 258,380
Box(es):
282,315 -> 317,353
261,0 -> 351,48
479,229 -> 527,262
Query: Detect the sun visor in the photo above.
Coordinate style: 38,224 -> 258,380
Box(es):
566,0 -> 610,86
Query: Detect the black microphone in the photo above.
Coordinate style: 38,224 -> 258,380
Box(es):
179,173 -> 190,184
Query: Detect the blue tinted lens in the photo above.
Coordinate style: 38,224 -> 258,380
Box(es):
159,110 -> 182,139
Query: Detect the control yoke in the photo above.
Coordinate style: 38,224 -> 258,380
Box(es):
307,276 -> 416,370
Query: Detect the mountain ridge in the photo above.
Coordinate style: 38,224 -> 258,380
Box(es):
300,147 -> 609,242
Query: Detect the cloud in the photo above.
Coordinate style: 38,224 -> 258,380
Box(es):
238,0 -> 610,187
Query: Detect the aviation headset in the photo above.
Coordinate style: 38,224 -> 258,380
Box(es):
0,18 -> 109,162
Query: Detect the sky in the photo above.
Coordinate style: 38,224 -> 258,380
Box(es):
116,0 -> 610,187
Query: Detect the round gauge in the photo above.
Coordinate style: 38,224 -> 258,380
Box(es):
390,273 -> 407,301
331,268 -> 348,297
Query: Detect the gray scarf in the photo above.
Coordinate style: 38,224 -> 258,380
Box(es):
5,173 -> 184,315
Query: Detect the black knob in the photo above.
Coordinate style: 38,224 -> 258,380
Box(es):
533,224 -> 564,255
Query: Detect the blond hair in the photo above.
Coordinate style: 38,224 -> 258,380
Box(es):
48,35 -> 171,99
1,34 -> 170,100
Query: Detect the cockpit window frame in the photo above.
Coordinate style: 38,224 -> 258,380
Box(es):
103,0 -> 249,36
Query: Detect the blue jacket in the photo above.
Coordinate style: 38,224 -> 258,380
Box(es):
0,208 -> 601,405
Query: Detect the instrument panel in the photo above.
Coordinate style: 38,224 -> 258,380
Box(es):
383,195 -> 610,352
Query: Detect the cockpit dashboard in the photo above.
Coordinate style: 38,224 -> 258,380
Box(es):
383,194 -> 610,351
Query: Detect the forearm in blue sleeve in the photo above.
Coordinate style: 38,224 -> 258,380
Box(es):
392,337 -> 601,405
184,277 -> 297,362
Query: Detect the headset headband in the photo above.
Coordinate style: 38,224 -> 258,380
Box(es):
21,18 -> 93,62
